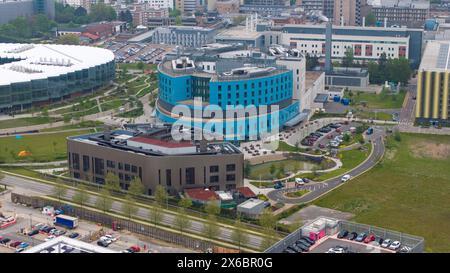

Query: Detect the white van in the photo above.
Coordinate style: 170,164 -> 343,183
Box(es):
295,178 -> 305,186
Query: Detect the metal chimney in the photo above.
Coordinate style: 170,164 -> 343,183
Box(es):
325,21 -> 332,73
362,17 -> 366,27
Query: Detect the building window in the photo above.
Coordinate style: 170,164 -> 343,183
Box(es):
119,173 -> 123,180
131,165 -> 137,173
226,164 -> 236,172
210,165 -> 219,173
166,169 -> 172,186
125,164 -> 130,171
118,163 -> 123,170
185,167 -> 195,185
226,174 -> 236,182
210,175 -> 219,183
82,155 -> 89,172
94,158 -> 104,176
107,160 -> 115,168
72,153 -> 80,170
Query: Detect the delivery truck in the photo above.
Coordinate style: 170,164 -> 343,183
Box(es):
54,215 -> 78,229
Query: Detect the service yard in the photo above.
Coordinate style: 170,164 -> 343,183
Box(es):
0,192 -> 196,253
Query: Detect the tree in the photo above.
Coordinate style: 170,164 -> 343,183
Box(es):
121,194 -> 138,220
89,3 -> 117,22
178,197 -> 193,210
202,215 -> 220,242
342,47 -> 354,67
148,205 -> 164,226
136,61 -> 145,72
169,8 -> 181,17
231,217 -> 249,251
74,6 -> 87,17
57,34 -> 80,45
72,184 -> 90,216
259,208 -> 276,231
128,176 -> 145,198
244,160 -> 251,177
52,178 -> 67,204
269,164 -> 276,176
105,172 -> 121,194
155,185 -> 168,208
204,198 -> 220,216
174,208 -> 191,235
175,16 -> 182,25
124,10 -> 133,24
365,12 -> 377,26
305,53 -> 319,71
343,133 -> 351,142
96,187 -> 112,214
63,114 -> 71,124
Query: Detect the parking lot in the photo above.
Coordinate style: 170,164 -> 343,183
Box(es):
300,121 -> 361,149
310,236 -> 394,253
104,41 -> 174,64
0,192 -> 196,253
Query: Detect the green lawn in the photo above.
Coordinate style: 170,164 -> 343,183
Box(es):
0,129 -> 92,163
276,141 -> 308,153
297,144 -> 371,182
314,133 -> 450,252
285,189 -> 310,198
249,181 -> 275,188
117,107 -> 144,118
354,110 -> 393,121
247,156 -> 326,180
348,90 -> 406,109
40,121 -> 104,132
0,117 -> 61,129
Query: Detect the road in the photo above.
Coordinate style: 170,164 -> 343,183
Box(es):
1,175 -> 264,250
267,129 -> 385,204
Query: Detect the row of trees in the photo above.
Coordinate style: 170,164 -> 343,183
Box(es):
368,53 -> 412,85
55,3 -> 117,25
50,173 -> 281,251
0,15 -> 56,40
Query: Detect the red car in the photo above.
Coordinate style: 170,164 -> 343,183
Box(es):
10,241 -> 21,248
319,143 -> 326,149
336,128 -> 342,133
129,245 -> 141,253
364,234 -> 376,244
327,134 -> 333,139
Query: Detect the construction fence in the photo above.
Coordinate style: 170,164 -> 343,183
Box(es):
10,193 -> 213,252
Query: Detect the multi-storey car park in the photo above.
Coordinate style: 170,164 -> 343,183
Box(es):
155,43 -> 308,141
67,124 -> 244,195
0,43 -> 115,112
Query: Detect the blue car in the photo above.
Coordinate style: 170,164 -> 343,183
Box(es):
274,182 -> 284,189
18,242 -> 29,249
68,232 -> 79,239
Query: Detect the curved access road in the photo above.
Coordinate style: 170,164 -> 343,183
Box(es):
267,135 -> 385,204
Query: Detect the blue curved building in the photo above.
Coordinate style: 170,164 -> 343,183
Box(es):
156,45 -> 305,141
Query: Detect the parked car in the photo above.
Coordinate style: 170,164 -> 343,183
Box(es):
18,242 -> 29,249
388,241 -> 401,250
100,236 -> 113,245
287,246 -> 300,253
289,244 -> 302,253
341,174 -> 351,182
295,178 -> 305,186
337,230 -> 349,239
0,238 -> 11,244
283,248 -> 296,254
27,230 -> 39,236
9,241 -> 21,248
68,232 -> 79,239
295,242 -> 309,252
381,239 -> 392,248
297,238 -> 313,247
319,143 -> 326,149
104,234 -> 117,242
355,233 -> 367,242
274,182 -> 284,189
15,247 -> 26,253
364,234 -> 376,243
348,232 -> 358,240
301,237 -> 315,245
45,235 -> 56,241
97,240 -> 109,247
